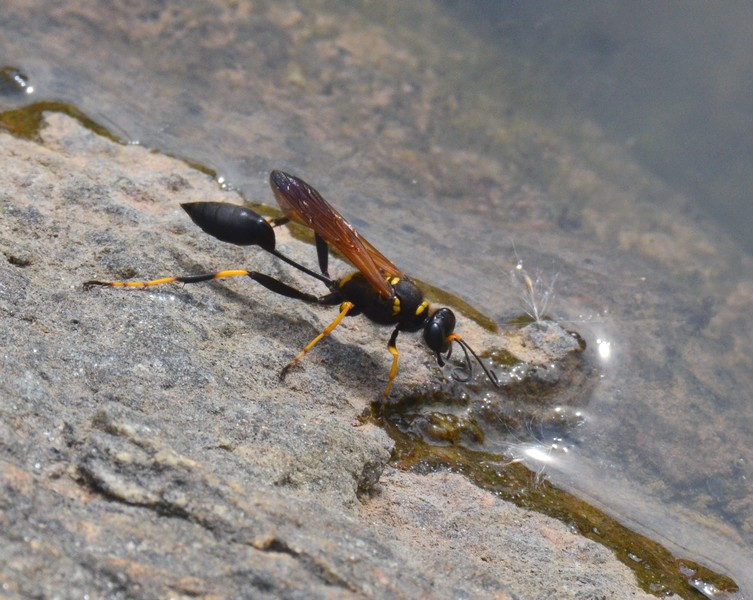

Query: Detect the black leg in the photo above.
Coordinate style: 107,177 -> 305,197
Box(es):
315,233 -> 330,278
249,272 -> 340,305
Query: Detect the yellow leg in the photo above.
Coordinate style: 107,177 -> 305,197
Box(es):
383,327 -> 401,398
384,345 -> 399,399
280,302 -> 354,379
84,270 -> 251,289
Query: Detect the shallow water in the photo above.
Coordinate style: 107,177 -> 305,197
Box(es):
3,1 -> 752,594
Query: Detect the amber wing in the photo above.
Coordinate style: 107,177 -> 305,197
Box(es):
269,170 -> 405,299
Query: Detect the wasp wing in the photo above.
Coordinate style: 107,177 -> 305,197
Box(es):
269,171 -> 404,299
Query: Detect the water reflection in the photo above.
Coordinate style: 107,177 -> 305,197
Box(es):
0,66 -> 34,95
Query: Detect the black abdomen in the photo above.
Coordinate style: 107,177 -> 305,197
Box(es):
181,202 -> 276,251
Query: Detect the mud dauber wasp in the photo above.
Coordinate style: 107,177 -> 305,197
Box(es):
85,171 -> 499,397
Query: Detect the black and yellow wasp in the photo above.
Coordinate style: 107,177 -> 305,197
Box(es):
85,171 -> 499,397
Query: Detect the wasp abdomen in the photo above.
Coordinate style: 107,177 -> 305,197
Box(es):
181,202 -> 276,251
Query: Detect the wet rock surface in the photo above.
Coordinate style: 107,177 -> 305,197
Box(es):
385,319 -> 595,449
0,114 -> 654,598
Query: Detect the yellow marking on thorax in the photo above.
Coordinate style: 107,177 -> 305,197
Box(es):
338,271 -> 358,287
384,276 -> 402,315
415,300 -> 429,316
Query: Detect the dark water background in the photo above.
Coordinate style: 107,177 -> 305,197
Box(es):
468,2 -> 753,256
3,1 -> 752,593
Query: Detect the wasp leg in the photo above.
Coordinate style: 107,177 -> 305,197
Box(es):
84,270 -> 340,307
314,233 -> 330,279
248,272 -> 339,304
280,301 -> 354,380
83,270 -> 255,290
269,216 -> 290,227
384,327 -> 401,398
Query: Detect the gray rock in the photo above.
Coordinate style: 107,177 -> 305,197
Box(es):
0,113 -> 653,598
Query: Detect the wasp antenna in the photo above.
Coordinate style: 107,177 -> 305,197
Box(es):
449,334 -> 499,387
450,340 -> 473,382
